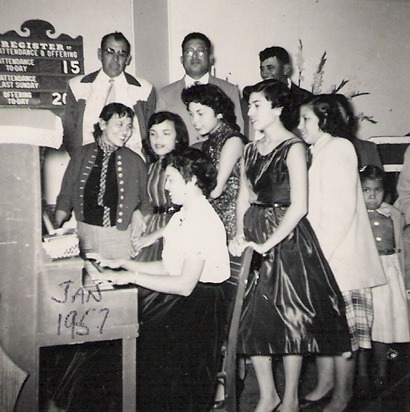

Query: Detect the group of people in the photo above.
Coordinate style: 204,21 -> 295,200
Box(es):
47,30 -> 410,412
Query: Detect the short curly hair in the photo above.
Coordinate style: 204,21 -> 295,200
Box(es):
163,148 -> 217,197
181,83 -> 239,131
93,102 -> 134,139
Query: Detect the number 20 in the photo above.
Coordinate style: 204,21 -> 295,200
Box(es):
52,92 -> 67,106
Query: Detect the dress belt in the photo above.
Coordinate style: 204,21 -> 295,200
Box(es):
251,202 -> 290,208
153,206 -> 179,214
378,248 -> 395,256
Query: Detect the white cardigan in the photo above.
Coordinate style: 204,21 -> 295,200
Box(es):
307,134 -> 386,292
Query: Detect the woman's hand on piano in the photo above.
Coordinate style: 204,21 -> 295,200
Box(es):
99,258 -> 125,269
97,267 -> 138,286
131,229 -> 163,256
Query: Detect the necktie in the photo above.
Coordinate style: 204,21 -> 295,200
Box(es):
104,79 -> 115,105
194,80 -> 201,86
97,141 -> 116,227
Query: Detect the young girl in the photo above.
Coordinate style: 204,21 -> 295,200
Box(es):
132,111 -> 189,260
299,95 -> 385,412
359,165 -> 410,388
55,102 -> 151,259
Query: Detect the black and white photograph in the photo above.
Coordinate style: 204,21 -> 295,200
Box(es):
1,1 -> 409,411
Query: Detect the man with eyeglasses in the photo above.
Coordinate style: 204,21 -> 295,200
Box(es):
156,32 -> 243,145
63,31 -> 155,156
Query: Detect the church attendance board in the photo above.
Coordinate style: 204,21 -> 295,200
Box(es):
0,19 -> 84,115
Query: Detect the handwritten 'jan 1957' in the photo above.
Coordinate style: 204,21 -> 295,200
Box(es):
51,279 -> 102,304
51,280 -> 110,339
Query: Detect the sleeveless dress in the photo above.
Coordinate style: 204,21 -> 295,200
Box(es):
135,159 -> 179,262
202,123 -> 247,241
238,138 -> 351,355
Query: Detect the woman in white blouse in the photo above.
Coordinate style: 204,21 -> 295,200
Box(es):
98,147 -> 230,412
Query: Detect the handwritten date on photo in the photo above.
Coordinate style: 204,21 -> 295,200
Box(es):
51,279 -> 109,339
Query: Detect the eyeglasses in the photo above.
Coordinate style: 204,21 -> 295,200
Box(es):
103,48 -> 129,58
183,47 -> 208,57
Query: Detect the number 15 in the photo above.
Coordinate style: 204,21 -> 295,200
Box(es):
62,60 -> 81,74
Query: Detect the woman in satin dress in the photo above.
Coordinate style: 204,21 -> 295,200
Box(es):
229,79 -> 350,412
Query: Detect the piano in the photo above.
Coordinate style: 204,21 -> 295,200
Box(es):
0,123 -> 138,411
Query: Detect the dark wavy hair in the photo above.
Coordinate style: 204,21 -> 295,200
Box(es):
163,147 -> 217,197
93,102 -> 134,139
301,94 -> 351,139
101,32 -> 131,55
181,83 -> 239,131
327,93 -> 358,137
143,111 -> 190,163
243,79 -> 293,130
359,164 -> 386,188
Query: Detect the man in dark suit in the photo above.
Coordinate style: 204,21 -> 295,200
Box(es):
243,46 -> 312,139
259,46 -> 311,111
156,32 -> 243,145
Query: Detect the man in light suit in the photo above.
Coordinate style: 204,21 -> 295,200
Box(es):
63,32 -> 155,157
156,32 -> 244,145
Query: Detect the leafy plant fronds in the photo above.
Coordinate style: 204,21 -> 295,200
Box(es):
331,79 -> 349,93
356,113 -> 378,124
311,51 -> 327,94
348,91 -> 370,99
296,39 -> 305,87
296,41 -> 376,125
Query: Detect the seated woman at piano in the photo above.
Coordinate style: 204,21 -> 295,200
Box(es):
55,102 -> 152,260
96,147 -> 231,412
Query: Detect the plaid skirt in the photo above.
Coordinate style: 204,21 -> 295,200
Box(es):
342,288 -> 373,351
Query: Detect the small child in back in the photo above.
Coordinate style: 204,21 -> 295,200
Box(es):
359,165 -> 410,390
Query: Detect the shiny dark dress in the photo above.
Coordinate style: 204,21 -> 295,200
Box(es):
238,138 -> 351,355
202,123 -> 247,240
136,160 -> 179,261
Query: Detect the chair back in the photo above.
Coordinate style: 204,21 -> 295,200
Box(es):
224,247 -> 253,412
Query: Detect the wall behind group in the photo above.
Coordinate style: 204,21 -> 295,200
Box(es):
167,0 -> 410,139
1,0 -> 409,140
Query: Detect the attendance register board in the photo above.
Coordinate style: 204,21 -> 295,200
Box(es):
0,19 -> 84,115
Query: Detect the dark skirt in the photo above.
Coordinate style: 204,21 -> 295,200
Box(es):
137,282 -> 226,412
238,204 -> 351,356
